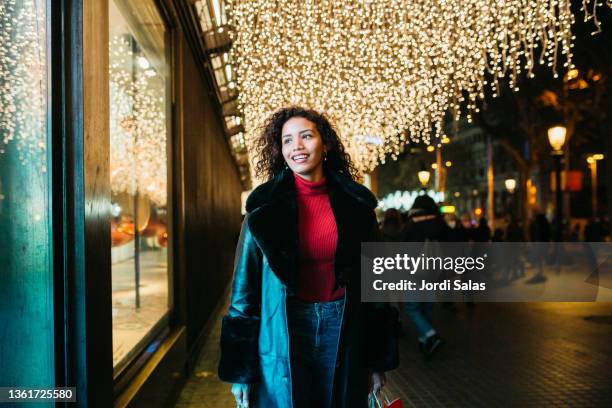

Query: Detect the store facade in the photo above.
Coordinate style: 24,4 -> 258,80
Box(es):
0,1 -> 242,407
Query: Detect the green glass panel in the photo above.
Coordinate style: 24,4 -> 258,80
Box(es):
0,1 -> 54,405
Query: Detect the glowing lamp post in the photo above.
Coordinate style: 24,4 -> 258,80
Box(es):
587,154 -> 604,217
548,125 -> 566,241
418,170 -> 431,190
505,178 -> 517,216
548,126 -> 567,154
505,178 -> 517,194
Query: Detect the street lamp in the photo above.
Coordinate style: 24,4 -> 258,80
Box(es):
548,126 -> 567,153
587,154 -> 604,217
548,125 -> 566,242
505,178 -> 517,217
505,178 -> 517,194
418,170 -> 431,189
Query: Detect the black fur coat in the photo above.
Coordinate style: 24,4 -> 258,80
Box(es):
218,168 -> 399,407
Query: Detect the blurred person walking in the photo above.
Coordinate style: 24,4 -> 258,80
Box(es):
464,217 -> 491,302
402,195 -> 448,359
526,213 -> 551,284
380,208 -> 408,335
473,217 -> 491,243
381,208 -> 405,242
585,218 -> 605,242
584,218 -> 605,291
443,214 -> 469,310
460,213 -> 475,241
446,214 -> 469,242
504,215 -> 526,281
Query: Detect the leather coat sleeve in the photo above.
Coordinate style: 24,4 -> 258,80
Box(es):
218,215 -> 262,383
365,212 -> 400,372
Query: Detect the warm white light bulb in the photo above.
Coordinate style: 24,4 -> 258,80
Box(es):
505,178 -> 517,193
137,56 -> 150,69
418,170 -> 431,186
548,126 -> 567,152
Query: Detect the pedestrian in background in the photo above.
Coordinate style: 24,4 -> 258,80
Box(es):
381,208 -> 405,242
527,213 -> 551,284
446,213 -> 469,242
504,214 -> 525,281
402,195 -> 447,359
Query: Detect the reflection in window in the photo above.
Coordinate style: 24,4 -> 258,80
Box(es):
109,0 -> 169,374
0,0 -> 54,392
0,0 -> 47,164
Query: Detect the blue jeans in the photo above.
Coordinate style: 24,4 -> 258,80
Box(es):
286,297 -> 344,408
404,302 -> 434,340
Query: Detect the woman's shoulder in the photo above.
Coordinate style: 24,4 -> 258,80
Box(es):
245,169 -> 379,212
245,170 -> 293,213
326,171 -> 378,209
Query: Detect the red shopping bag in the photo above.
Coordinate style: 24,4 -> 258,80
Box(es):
370,390 -> 405,408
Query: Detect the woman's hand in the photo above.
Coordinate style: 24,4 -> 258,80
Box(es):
231,383 -> 251,407
370,371 -> 387,395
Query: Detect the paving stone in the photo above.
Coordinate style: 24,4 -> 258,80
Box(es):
174,300 -> 612,407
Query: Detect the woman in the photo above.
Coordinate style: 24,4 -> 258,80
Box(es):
218,107 -> 398,407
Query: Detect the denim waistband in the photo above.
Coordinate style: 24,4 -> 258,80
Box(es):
286,297 -> 344,318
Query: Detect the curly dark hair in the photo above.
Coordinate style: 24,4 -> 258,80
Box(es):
254,106 -> 358,181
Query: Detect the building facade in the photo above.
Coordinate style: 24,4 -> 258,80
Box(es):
0,1 -> 242,406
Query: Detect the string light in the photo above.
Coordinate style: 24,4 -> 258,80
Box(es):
109,35 -> 168,206
379,190 -> 445,211
202,0 -> 609,175
0,0 -> 47,169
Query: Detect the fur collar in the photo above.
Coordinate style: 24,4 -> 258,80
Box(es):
244,167 -> 378,292
246,167 -> 377,213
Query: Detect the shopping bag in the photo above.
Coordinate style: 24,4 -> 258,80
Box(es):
370,389 -> 405,408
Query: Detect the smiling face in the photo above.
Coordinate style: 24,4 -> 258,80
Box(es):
281,116 -> 326,182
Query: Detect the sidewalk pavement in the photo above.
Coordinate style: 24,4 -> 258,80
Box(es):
175,297 -> 612,407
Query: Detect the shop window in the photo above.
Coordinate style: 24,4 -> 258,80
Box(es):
0,0 -> 55,391
109,0 -> 170,375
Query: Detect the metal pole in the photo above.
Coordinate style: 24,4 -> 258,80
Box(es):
134,192 -> 141,309
131,36 -> 141,309
591,161 -> 598,218
554,154 -> 563,241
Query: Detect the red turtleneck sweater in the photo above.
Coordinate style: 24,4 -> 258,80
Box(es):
294,174 -> 345,302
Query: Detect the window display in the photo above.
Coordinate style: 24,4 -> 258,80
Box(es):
109,0 -> 170,374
